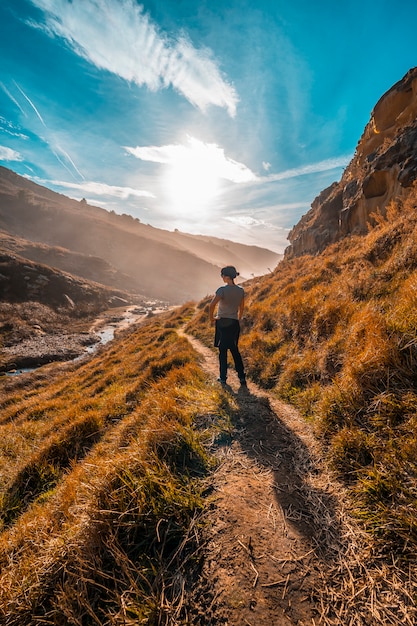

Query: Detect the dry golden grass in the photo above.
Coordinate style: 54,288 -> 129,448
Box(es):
3,187 -> 417,621
187,184 -> 417,564
0,304 -> 231,624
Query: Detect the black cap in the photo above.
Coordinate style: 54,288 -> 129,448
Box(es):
221,266 -> 239,279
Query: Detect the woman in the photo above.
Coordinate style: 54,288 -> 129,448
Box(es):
209,266 -> 246,386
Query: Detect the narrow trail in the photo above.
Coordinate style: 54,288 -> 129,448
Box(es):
180,330 -> 344,625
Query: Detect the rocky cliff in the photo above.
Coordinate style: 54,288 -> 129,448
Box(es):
285,67 -> 417,258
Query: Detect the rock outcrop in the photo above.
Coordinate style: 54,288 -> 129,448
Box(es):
285,67 -> 417,258
0,251 -> 143,312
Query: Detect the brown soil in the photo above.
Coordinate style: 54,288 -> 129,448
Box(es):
181,331 -> 343,625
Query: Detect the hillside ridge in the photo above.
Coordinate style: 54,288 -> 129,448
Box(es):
0,166 -> 280,303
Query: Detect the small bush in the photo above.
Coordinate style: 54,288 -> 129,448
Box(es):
329,427 -> 374,480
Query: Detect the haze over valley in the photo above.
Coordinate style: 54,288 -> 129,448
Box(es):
0,166 -> 280,306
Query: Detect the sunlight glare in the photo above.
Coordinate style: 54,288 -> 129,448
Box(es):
165,138 -> 220,217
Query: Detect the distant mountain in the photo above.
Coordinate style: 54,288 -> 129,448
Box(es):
286,67 -> 417,258
0,167 -> 280,303
0,230 -> 146,297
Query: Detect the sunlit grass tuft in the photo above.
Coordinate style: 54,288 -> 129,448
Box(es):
0,304 -> 232,624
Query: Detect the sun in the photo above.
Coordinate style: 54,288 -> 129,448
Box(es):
165,161 -> 219,216
164,138 -> 221,217
158,135 -> 257,219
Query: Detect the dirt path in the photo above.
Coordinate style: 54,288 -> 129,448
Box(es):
180,331 -> 344,625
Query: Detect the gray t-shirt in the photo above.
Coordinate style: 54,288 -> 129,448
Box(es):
216,284 -> 244,320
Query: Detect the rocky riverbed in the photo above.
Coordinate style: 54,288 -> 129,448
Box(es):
0,305 -> 163,374
0,330 -> 102,372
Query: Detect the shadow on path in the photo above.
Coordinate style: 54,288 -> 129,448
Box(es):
220,381 -> 342,556
181,329 -> 342,554
179,330 -> 349,623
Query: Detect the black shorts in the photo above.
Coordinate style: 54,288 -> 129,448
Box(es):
214,318 -> 240,348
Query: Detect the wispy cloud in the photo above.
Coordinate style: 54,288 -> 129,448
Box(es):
0,115 -> 29,140
185,210 -> 290,254
264,154 -> 351,183
2,81 -> 85,180
41,178 -> 155,199
0,83 -> 27,117
29,0 -> 238,116
125,136 -> 256,183
224,215 -> 279,229
14,81 -> 46,127
53,146 -> 84,180
0,145 -> 24,162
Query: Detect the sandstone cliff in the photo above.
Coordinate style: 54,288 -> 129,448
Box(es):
285,67 -> 417,258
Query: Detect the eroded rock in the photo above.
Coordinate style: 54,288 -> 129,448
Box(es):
286,67 -> 417,258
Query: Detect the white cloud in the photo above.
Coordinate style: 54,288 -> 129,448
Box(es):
0,146 -> 24,161
223,214 -> 291,231
0,115 -> 29,140
38,178 -> 155,199
14,81 -> 46,127
125,136 -> 257,183
224,215 -> 265,227
265,154 -> 351,183
29,0 -> 238,116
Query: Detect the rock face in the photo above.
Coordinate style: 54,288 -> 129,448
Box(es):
285,67 -> 417,258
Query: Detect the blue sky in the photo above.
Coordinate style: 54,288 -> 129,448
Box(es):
1,0 -> 416,253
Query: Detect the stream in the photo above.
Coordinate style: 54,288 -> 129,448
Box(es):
4,305 -> 157,376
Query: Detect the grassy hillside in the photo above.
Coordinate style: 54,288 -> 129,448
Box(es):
187,183 -> 417,559
0,246 -> 138,311
0,230 -> 143,294
0,304 -> 233,624
2,185 -> 417,622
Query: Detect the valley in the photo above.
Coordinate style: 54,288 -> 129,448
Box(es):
1,67 -> 417,624
0,166 -> 280,303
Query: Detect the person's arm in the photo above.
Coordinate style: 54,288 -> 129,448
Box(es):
209,294 -> 221,323
238,295 -> 245,320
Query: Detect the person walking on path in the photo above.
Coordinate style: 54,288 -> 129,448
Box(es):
209,266 -> 247,386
